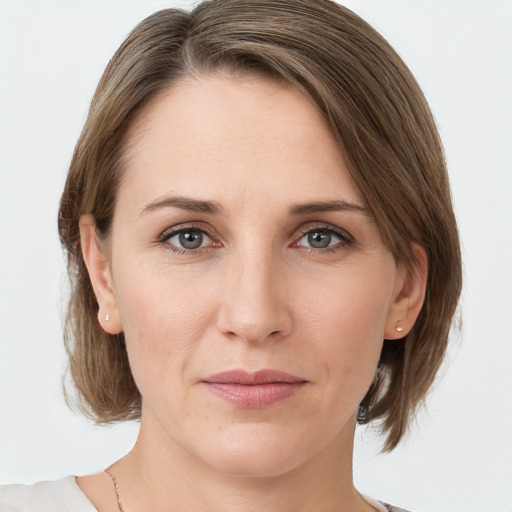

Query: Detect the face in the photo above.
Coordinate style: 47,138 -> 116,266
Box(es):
90,75 -> 408,477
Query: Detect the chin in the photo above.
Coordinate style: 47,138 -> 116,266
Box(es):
195,423 -> 321,479
207,450 -> 304,479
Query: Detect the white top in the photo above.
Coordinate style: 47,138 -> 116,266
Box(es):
0,476 -> 402,511
0,477 -> 96,511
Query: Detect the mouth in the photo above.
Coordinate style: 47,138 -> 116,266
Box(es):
201,369 -> 308,409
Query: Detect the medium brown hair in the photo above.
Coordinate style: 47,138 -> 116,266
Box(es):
58,0 -> 462,451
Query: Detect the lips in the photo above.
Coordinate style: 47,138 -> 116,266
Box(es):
201,369 -> 308,409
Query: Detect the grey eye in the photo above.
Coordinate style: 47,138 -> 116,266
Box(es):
300,229 -> 341,249
167,229 -> 211,250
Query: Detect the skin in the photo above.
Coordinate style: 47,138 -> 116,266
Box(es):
77,74 -> 427,512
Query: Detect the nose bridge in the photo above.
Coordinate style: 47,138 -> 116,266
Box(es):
217,240 -> 291,343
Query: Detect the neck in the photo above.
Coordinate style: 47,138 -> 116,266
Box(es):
111,411 -> 372,512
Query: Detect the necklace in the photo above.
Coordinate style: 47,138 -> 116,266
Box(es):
105,463 -> 125,512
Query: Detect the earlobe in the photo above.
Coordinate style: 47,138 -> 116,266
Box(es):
385,245 -> 428,340
79,214 -> 123,335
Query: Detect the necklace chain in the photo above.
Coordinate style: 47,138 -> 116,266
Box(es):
105,463 -> 125,512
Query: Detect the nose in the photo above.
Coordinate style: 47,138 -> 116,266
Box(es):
216,247 -> 293,344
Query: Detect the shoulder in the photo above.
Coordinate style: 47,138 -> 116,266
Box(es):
0,476 -> 96,512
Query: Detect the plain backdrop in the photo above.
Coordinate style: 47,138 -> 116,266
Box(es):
1,1 -> 511,511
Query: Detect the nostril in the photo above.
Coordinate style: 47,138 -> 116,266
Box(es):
224,329 -> 280,342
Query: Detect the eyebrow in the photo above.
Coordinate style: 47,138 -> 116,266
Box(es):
141,195 -> 367,217
289,199 -> 367,216
141,195 -> 223,216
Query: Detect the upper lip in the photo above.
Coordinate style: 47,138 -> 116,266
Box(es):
202,369 -> 306,385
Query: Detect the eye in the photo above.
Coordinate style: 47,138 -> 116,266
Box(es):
163,228 -> 213,251
296,227 -> 351,250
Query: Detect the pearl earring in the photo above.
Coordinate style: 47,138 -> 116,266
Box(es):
395,324 -> 403,332
106,314 -> 110,322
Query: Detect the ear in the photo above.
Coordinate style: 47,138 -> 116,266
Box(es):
79,214 -> 123,335
384,244 -> 428,340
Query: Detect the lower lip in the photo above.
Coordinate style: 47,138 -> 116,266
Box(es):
203,382 -> 307,408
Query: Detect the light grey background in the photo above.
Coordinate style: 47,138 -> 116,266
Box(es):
1,1 -> 511,511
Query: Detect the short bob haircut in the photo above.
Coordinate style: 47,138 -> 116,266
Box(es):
58,0 -> 462,451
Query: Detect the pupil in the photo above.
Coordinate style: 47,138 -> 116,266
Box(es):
179,231 -> 203,249
308,231 -> 331,248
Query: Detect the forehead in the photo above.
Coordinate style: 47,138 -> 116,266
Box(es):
119,74 -> 362,209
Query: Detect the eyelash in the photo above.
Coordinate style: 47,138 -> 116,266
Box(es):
158,223 -> 354,255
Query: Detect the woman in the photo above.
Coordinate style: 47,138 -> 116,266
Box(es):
0,0 -> 461,511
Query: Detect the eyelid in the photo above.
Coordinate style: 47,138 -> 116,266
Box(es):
159,222 -> 215,240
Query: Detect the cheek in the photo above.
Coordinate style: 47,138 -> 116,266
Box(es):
309,267 -> 393,346
305,268 -> 394,395
114,251 -> 211,329
111,258 -> 218,387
